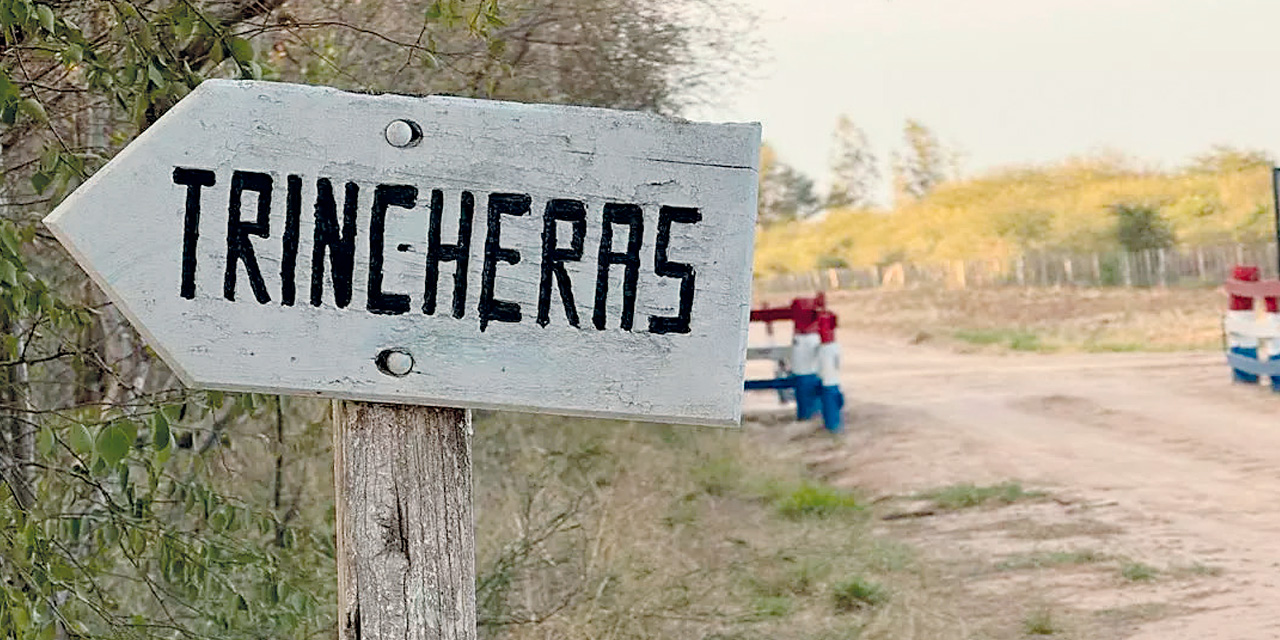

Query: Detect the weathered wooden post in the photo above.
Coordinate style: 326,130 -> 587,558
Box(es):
334,403 -> 474,640
42,80 -> 760,639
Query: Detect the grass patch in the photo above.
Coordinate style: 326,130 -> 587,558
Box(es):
1023,608 -> 1059,635
692,454 -> 743,497
831,575 -> 887,612
914,481 -> 1046,510
1170,562 -> 1224,578
954,328 -> 1045,351
864,538 -> 916,572
747,556 -> 829,599
1120,561 -> 1158,582
770,480 -> 864,519
996,549 -> 1105,571
1083,340 -> 1146,353
751,595 -> 792,619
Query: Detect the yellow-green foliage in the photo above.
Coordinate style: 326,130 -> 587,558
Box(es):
756,152 -> 1274,274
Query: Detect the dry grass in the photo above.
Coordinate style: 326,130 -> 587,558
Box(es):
815,286 -> 1224,353
471,412 -> 974,639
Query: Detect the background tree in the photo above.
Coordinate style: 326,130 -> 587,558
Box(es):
271,0 -> 757,114
1113,203 -> 1176,252
994,209 -> 1055,252
1187,145 -> 1272,174
758,148 -> 819,224
892,118 -> 952,202
825,115 -> 879,209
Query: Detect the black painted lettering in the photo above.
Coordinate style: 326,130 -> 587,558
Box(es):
478,193 -> 529,332
310,179 -> 359,308
648,206 -> 701,334
537,199 -> 586,327
224,170 -> 272,303
423,190 -> 474,319
592,203 -> 644,331
367,184 -> 416,315
173,167 -> 215,300
280,175 -> 302,306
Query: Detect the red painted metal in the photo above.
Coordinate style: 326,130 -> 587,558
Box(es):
1228,266 -> 1280,313
816,311 -> 837,343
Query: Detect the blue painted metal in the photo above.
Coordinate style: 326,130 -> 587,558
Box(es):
744,373 -> 843,431
745,377 -> 796,391
1230,347 -> 1261,383
793,373 -> 822,421
1227,350 -> 1280,378
819,385 -> 844,433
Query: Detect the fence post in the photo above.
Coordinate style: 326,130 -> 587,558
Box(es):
1158,248 -> 1168,287
1016,255 -> 1026,287
1091,253 -> 1101,284
1122,252 -> 1132,286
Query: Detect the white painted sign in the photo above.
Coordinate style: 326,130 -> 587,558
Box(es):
45,80 -> 760,426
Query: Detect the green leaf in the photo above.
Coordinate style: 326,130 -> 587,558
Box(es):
62,43 -> 82,64
424,2 -> 442,19
11,0 -> 30,24
35,4 -> 52,31
30,171 -> 51,194
0,259 -> 16,285
19,98 -> 47,123
227,37 -> 254,63
152,413 -> 170,450
174,13 -> 195,41
147,62 -> 163,86
95,425 -> 129,466
70,423 -> 92,456
117,419 -> 138,448
0,224 -> 19,255
162,403 -> 182,421
36,427 -> 53,457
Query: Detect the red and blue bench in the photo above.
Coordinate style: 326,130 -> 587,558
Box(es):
744,293 -> 845,432
1225,266 -> 1280,392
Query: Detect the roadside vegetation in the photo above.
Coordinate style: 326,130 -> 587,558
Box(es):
826,286 -> 1223,353
756,146 -> 1273,274
474,412 -> 942,639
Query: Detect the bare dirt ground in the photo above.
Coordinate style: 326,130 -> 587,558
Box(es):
744,324 -> 1280,639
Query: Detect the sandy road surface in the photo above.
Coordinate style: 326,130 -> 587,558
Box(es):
745,331 -> 1280,638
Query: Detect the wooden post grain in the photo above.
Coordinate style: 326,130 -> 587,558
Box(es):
335,402 -> 476,640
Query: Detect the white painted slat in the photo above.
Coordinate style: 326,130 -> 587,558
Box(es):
1224,314 -> 1280,341
746,345 -> 791,362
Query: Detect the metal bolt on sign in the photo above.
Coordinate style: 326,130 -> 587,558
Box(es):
385,119 -> 422,148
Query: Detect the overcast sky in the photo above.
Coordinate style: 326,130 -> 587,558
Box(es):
692,0 -> 1280,198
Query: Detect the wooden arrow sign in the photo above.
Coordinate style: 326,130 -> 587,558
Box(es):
45,80 -> 760,426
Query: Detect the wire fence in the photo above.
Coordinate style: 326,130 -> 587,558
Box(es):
754,242 -> 1280,297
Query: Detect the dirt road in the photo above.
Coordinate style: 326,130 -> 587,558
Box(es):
745,332 -> 1280,638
